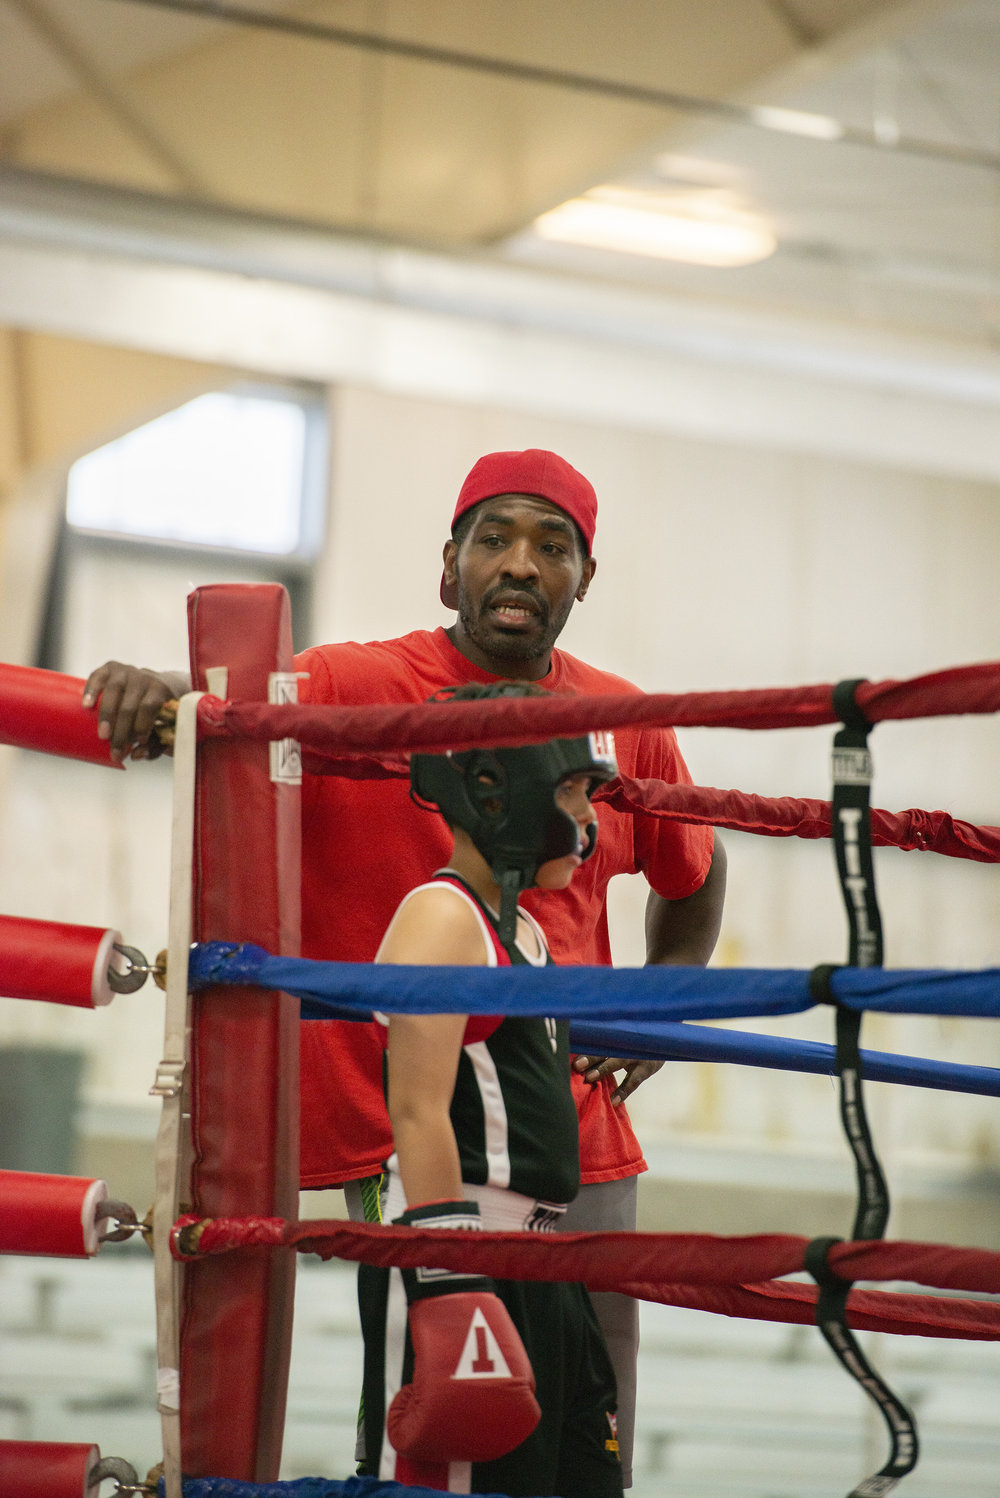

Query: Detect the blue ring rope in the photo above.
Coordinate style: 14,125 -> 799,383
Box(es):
165,1478 -> 508,1498
188,943 -> 1000,1097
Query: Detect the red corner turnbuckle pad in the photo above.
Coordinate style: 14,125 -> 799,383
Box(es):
180,584 -> 301,1482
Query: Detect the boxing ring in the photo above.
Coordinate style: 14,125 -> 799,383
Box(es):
1,581 -> 999,1498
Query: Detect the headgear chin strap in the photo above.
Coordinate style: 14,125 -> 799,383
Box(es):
410,685 -> 618,946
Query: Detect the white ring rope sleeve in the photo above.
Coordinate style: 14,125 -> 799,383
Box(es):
151,691 -> 204,1498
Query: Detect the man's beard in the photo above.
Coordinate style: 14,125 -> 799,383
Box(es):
457,584 -> 572,665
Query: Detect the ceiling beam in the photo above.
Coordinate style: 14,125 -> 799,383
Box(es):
1,163 -> 1000,473
5,228 -> 1000,492
106,0 -> 1000,175
6,0 -> 212,198
762,0 -> 822,49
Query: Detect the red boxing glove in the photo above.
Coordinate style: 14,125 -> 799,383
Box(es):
387,1200 -> 541,1464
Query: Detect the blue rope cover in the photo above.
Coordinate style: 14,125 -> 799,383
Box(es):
567,1019 -> 1000,1097
167,1479 -> 514,1498
189,941 -> 1000,1020
187,942 -> 1000,1098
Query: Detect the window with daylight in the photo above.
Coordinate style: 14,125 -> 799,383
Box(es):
66,390 -> 320,555
41,385 -> 327,676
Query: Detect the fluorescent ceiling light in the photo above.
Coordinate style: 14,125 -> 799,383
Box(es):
749,105 -> 845,141
533,188 -> 776,268
654,154 -> 746,188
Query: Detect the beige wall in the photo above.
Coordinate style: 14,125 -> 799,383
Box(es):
0,328 -> 27,493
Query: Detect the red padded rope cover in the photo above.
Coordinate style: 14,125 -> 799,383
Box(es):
214,743 -> 1000,866
197,659 -> 1000,749
195,662 -> 1000,864
177,1218 -> 1000,1295
280,760 -> 1000,866
626,1279 -> 1000,1341
0,913 -> 117,1007
205,749 -> 1000,865
598,777 -> 1000,863
179,584 -> 300,1482
176,1217 -> 1000,1340
0,664 -> 118,767
0,1440 -> 99,1498
0,1170 -> 105,1257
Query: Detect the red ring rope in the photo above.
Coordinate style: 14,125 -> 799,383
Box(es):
196,658 -> 1000,750
171,1216 -> 1000,1295
170,1216 -> 1000,1344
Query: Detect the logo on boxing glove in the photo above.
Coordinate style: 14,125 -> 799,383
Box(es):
452,1305 -> 513,1379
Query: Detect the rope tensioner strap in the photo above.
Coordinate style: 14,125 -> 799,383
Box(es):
829,680 -> 889,1239
813,681 -> 918,1495
809,966 -> 890,1242
828,680 -> 891,1238
831,678 -> 882,970
806,1238 -> 919,1495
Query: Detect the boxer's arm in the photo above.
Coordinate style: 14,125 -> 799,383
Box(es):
82,661 -> 190,763
378,885 -> 487,1203
387,1012 -> 466,1205
378,893 -> 540,1465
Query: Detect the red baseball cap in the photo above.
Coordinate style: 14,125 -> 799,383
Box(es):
441,448 -> 597,609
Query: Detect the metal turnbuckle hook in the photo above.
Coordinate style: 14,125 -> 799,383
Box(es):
95,1199 -> 149,1245
108,943 -> 159,994
88,1455 -> 155,1493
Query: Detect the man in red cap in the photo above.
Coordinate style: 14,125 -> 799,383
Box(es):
84,448 -> 726,1486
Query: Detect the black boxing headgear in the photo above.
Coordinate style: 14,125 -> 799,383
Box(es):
410,683 -> 618,945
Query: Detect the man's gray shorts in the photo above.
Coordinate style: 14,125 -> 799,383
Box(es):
556,1175 -> 640,1489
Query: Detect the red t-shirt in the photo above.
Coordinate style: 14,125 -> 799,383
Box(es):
295,627 -> 713,1187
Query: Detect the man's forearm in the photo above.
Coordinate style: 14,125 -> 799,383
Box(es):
645,837 -> 727,966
